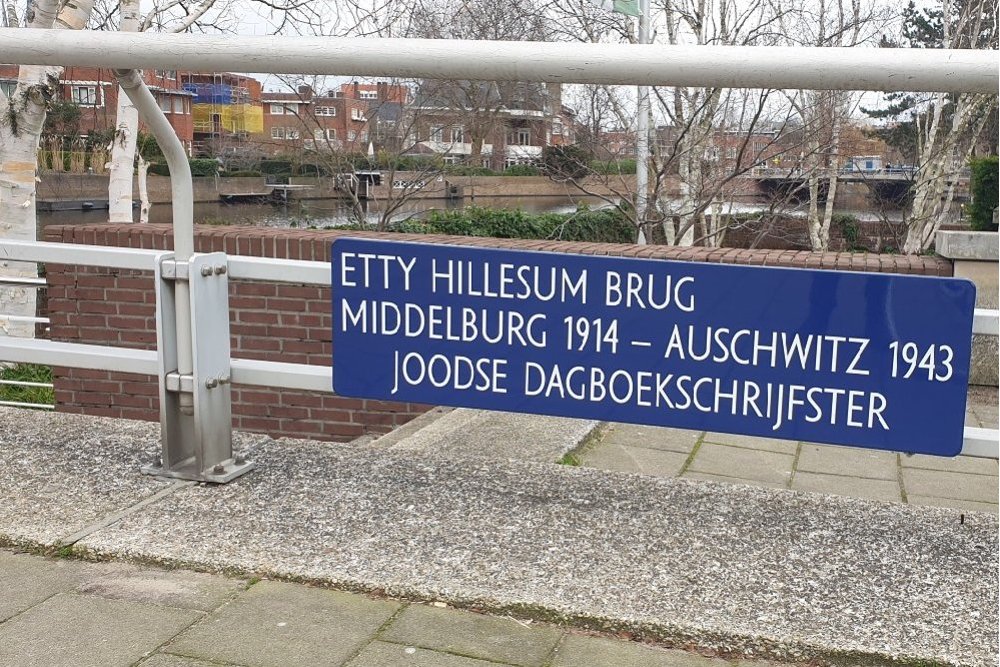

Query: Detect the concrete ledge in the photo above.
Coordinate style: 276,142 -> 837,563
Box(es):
936,231 -> 1000,261
0,407 -> 996,667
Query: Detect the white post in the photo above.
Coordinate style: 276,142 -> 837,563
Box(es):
635,0 -> 651,244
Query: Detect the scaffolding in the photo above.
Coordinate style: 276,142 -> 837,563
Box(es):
183,72 -> 263,156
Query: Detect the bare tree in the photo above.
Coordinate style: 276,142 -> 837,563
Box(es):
103,0 -> 325,225
899,0 -> 997,252
1,0 -> 96,338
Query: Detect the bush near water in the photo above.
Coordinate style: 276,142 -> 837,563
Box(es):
344,206 -> 635,244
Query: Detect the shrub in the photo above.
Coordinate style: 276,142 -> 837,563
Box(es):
148,158 -> 220,177
541,144 -> 593,180
589,159 -> 637,175
444,165 -> 498,176
363,205 -> 634,243
967,156 -> 998,232
503,164 -> 542,176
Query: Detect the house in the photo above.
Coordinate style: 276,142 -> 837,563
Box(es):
404,81 -> 576,170
181,73 -> 263,162
257,85 -> 371,156
0,65 -> 195,151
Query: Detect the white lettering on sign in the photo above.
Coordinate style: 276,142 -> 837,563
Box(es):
337,247 -> 965,439
340,252 -> 416,291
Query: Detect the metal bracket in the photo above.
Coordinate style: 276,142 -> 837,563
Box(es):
164,372 -> 194,393
159,259 -> 189,281
143,252 -> 254,484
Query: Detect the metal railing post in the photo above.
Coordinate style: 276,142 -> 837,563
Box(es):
114,69 -> 252,483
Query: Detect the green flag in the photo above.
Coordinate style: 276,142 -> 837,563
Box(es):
597,0 -> 641,16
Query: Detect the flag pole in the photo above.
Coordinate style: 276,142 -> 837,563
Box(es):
635,0 -> 650,244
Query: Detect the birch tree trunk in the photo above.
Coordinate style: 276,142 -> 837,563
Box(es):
903,92 -> 994,253
107,0 -> 141,223
0,0 -> 95,338
137,155 -> 151,223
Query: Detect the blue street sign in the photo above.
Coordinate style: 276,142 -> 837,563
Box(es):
332,238 -> 975,456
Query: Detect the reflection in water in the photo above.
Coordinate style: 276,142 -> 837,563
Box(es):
37,195 -> 612,232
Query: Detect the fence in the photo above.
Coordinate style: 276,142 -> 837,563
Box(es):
0,30 -> 997,483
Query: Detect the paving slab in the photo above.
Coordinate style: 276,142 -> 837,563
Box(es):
347,641 -> 501,667
680,472 -> 788,491
907,495 -> 999,515
790,472 -> 902,503
384,408 -> 597,462
701,432 -> 798,455
139,655 -> 243,667
900,453 -> 999,475
552,634 -> 732,667
164,580 -> 400,667
602,423 -> 702,453
796,444 -> 898,481
688,443 -> 794,485
583,442 -> 689,476
76,562 -> 246,611
900,468 -> 999,503
0,406 -> 171,546
0,550 -> 99,622
2,410 -> 997,667
381,603 -> 561,666
0,592 -> 200,667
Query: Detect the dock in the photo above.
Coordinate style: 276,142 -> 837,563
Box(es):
219,184 -> 316,204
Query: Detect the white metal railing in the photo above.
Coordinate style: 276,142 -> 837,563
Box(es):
1,30 -> 996,94
0,31 -> 997,481
0,272 -> 53,408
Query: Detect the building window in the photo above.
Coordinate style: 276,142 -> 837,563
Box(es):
552,121 -> 562,135
450,127 -> 464,144
271,127 -> 285,139
1,80 -> 16,97
509,128 -> 531,146
359,90 -> 378,100
158,96 -> 171,113
351,107 -> 365,121
71,85 -> 98,105
726,146 -> 737,160
429,126 -> 443,142
172,97 -> 185,114
270,103 -> 285,115
316,107 -> 336,117
348,130 -> 356,141
155,70 -> 177,80
286,128 -> 300,139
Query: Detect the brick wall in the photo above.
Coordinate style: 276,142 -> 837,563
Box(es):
43,224 -> 953,442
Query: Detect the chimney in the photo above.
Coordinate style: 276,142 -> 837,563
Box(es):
377,81 -> 387,102
353,82 -> 360,99
297,84 -> 313,99
545,83 -> 562,113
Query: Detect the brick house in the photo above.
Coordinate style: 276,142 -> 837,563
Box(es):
181,73 -> 264,161
405,81 -> 576,170
0,65 -> 195,150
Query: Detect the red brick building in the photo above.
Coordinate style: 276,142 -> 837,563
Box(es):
257,82 -> 413,157
0,66 -> 195,149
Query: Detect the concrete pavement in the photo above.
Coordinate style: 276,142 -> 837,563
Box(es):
579,387 -> 999,514
0,549 -> 778,667
0,405 -> 996,667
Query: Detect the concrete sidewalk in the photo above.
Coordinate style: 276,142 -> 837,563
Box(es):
580,386 -> 998,513
0,406 -> 996,667
0,548 -> 798,667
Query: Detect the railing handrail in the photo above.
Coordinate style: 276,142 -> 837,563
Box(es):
0,29 -> 996,94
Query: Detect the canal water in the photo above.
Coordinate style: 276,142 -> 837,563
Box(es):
37,195 -> 610,232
